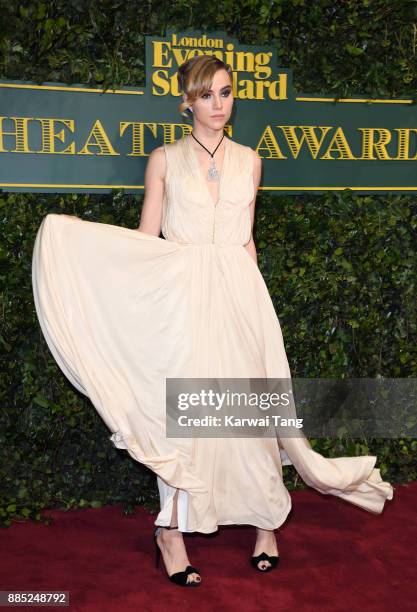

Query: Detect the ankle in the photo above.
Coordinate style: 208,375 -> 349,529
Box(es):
256,527 -> 275,538
158,527 -> 182,542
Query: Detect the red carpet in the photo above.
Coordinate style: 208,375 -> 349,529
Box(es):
1,481 -> 416,611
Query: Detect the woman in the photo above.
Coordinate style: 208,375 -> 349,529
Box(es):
32,55 -> 394,588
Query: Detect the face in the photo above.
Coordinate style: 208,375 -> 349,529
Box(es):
184,68 -> 233,130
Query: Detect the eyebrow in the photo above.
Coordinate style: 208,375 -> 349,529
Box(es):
206,85 -> 232,92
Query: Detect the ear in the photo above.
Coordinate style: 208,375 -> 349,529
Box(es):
183,93 -> 193,111
183,95 -> 193,114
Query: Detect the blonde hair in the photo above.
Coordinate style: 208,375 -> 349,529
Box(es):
177,55 -> 233,118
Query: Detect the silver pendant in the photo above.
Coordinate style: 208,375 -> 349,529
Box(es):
207,158 -> 220,181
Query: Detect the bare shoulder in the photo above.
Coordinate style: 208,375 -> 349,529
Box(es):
234,140 -> 262,166
148,144 -> 166,163
246,146 -> 262,185
145,145 -> 166,180
248,146 -> 262,165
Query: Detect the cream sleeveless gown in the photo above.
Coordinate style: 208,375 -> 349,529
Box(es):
31,134 -> 394,533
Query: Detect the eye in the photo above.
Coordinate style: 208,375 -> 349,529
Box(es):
201,89 -> 232,99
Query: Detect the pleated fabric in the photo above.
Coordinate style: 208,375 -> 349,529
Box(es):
31,134 -> 394,533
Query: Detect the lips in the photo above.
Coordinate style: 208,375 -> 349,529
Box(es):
212,115 -> 225,118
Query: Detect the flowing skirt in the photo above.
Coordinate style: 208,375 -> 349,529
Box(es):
31,214 -> 394,532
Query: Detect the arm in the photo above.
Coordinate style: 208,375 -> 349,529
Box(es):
244,149 -> 262,265
137,146 -> 166,235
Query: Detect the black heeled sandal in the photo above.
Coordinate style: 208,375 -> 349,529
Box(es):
250,551 -> 280,572
154,525 -> 202,586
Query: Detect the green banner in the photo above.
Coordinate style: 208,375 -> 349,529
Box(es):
1,27 -> 416,194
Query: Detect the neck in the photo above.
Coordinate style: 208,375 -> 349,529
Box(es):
190,126 -> 225,147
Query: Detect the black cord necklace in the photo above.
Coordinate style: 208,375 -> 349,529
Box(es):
191,131 -> 225,181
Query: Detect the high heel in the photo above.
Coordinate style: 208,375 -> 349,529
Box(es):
250,552 -> 280,573
154,526 -> 202,586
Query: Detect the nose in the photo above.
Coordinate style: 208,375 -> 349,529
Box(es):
213,95 -> 223,110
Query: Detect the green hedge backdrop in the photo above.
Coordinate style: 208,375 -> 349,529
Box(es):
1,0 -> 417,528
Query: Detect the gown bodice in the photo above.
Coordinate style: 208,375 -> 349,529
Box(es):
161,134 -> 254,246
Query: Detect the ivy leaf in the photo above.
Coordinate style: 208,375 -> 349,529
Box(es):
345,44 -> 365,56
